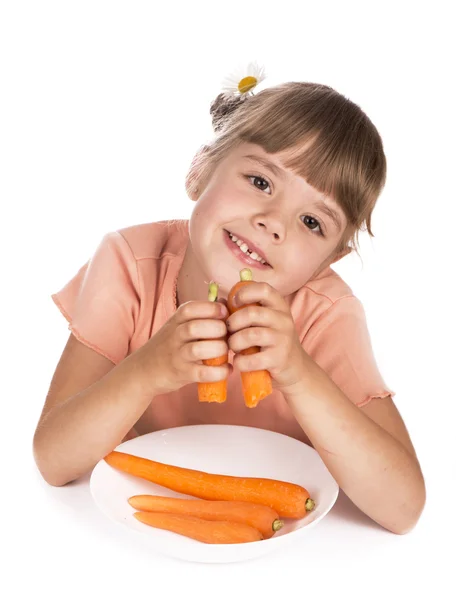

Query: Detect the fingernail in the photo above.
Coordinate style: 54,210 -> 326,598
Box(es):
220,304 -> 228,317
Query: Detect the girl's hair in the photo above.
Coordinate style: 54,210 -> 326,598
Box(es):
186,82 -> 387,256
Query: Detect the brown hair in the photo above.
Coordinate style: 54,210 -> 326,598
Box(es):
186,82 -> 387,256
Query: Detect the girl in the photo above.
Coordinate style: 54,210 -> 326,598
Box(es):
33,65 -> 425,534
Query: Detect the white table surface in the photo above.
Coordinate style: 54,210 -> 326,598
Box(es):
3,445 -> 452,600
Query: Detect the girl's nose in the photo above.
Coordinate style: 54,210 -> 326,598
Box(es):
254,216 -> 286,242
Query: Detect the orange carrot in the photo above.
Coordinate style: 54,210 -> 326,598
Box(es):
133,511 -> 263,544
227,268 -> 273,407
128,495 -> 284,539
104,451 -> 316,518
198,281 -> 228,403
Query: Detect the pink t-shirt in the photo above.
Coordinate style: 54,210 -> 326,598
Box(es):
51,219 -> 394,444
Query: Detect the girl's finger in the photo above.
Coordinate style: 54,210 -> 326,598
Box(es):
183,339 -> 228,362
232,348 -> 277,373
192,363 -> 233,383
231,281 -> 289,313
226,305 -> 290,334
175,300 -> 228,325
178,319 -> 227,342
228,327 -> 278,353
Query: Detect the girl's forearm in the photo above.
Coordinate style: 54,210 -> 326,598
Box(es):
33,355 -> 155,487
284,362 -> 425,535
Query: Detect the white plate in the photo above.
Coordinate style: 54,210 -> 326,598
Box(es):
90,425 -> 339,563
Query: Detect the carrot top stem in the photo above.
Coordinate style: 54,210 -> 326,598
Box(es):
240,268 -> 253,282
305,498 -> 316,511
272,519 -> 285,532
208,281 -> 219,302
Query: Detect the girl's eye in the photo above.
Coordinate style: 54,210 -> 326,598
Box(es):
246,175 -> 325,237
247,175 -> 272,194
301,215 -> 325,237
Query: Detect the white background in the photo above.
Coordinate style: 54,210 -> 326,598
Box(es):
1,1 -> 455,598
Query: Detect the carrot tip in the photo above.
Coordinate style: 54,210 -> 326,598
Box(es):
198,396 -> 227,403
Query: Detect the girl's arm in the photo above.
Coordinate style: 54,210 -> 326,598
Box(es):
34,299 -> 230,487
283,362 -> 426,535
226,280 -> 425,535
33,334 -> 156,487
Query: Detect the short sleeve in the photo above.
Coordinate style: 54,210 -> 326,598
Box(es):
301,296 -> 395,407
51,231 -> 140,365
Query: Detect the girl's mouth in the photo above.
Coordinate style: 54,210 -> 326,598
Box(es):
223,230 -> 272,270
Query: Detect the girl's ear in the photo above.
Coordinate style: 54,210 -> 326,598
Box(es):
185,145 -> 211,201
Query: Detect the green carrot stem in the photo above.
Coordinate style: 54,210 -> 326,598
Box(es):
239,268 -> 253,282
208,281 -> 219,302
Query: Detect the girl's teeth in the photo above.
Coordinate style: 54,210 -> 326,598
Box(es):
229,232 -> 268,265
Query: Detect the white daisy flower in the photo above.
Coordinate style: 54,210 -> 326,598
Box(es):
221,61 -> 266,97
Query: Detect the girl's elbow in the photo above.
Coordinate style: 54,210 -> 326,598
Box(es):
390,518 -> 421,536
33,457 -> 72,487
390,478 -> 427,535
32,434 -> 75,487
34,459 -> 77,487
39,467 -> 76,487
41,473 -> 73,487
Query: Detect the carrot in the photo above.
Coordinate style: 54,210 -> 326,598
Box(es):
227,268 -> 273,407
133,511 -> 263,544
128,495 -> 284,539
197,281 -> 228,403
104,451 -> 316,518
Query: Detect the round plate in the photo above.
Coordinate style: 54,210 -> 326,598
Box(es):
90,425 -> 339,563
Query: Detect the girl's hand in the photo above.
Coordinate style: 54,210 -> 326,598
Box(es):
226,282 -> 308,397
135,301 -> 232,396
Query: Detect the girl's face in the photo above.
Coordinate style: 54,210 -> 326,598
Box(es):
188,142 -> 348,298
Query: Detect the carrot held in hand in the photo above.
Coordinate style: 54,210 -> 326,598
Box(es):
227,268 -> 273,408
128,495 -> 284,539
198,281 -> 229,403
133,511 -> 263,544
104,451 -> 316,518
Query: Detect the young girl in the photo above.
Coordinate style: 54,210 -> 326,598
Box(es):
33,65 -> 425,534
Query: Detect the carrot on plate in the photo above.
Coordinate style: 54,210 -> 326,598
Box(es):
227,268 -> 273,408
133,511 -> 263,544
104,450 -> 315,518
128,495 -> 284,539
197,281 -> 228,403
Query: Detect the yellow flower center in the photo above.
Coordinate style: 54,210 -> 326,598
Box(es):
238,76 -> 258,94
